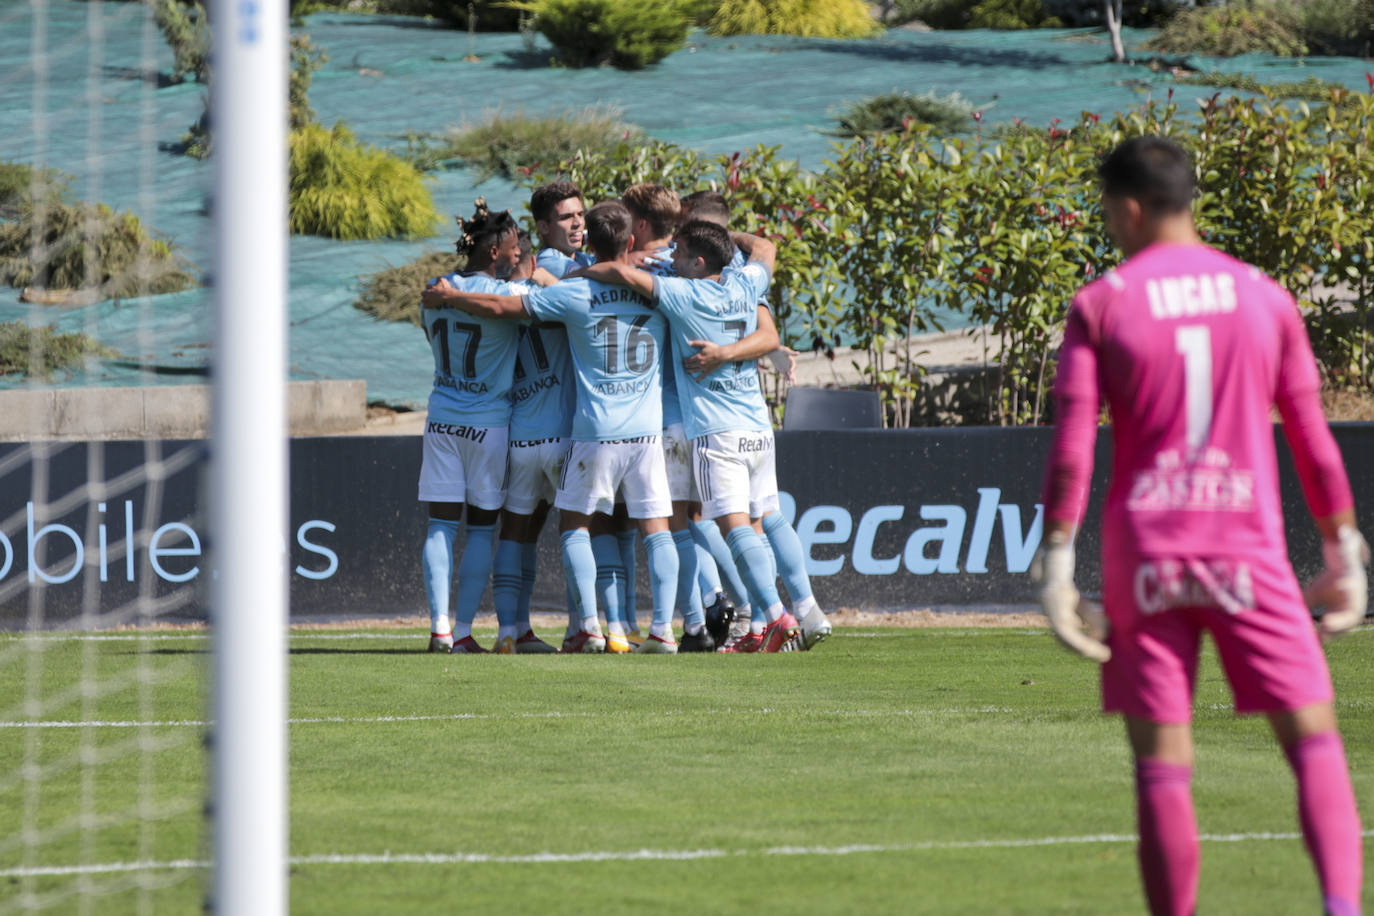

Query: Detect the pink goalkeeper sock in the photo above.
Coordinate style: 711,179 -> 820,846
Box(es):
1136,758 -> 1199,916
1285,731 -> 1364,916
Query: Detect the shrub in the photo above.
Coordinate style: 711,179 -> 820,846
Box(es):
0,177 -> 197,300
290,34 -> 329,130
0,322 -> 117,379
151,0 -> 210,83
506,0 -> 691,69
180,32 -> 328,160
707,0 -> 879,38
402,105 -> 640,180
1173,72 -> 1352,105
1299,0 -> 1374,54
888,0 -> 973,28
833,91 -> 978,136
289,122 -> 441,239
354,250 -> 458,323
1143,2 -> 1308,57
967,0 -> 1060,29
374,0 -> 524,29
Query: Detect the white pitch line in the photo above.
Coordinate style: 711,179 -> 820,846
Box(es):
0,706 -> 1021,730
8,830 -> 1372,878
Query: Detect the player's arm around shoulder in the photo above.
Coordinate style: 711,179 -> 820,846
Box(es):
420,276 -> 527,319
730,232 -> 777,278
568,261 -> 655,299
683,305 -> 781,380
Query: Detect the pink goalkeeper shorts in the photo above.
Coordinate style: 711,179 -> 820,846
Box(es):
1099,552 -> 1333,724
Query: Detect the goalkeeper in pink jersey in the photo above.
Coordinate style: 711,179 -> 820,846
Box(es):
1036,136 -> 1369,916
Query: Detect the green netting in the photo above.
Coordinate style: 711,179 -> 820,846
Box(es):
2,4 -> 1371,406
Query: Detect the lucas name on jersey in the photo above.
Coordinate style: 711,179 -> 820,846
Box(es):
1144,273 -> 1238,320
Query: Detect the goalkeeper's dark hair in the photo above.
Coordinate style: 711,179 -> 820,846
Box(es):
530,181 -> 584,223
674,220 -> 733,275
585,200 -> 633,262
455,198 -> 518,268
680,189 -> 731,228
1097,136 -> 1195,215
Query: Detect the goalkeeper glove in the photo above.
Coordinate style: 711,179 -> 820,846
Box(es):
1304,525 -> 1370,638
1031,532 -> 1111,662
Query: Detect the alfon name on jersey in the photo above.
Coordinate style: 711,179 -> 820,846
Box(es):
427,422 -> 489,442
435,375 -> 491,395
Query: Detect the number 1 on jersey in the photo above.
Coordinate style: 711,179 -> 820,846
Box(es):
1175,325 -> 1212,455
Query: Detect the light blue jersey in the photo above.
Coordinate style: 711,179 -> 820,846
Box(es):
522,277 -> 667,442
641,246 -> 684,429
652,262 -> 773,439
535,248 -> 595,280
509,322 -> 575,441
422,272 -> 520,427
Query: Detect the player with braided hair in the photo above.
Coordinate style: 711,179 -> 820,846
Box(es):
419,199 -> 524,654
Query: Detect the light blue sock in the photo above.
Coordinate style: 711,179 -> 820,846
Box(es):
694,535 -> 723,602
564,581 -> 578,637
617,529 -> 638,631
763,513 -> 812,602
642,530 -> 680,636
726,525 -> 782,616
454,523 -> 496,626
591,534 -> 626,632
560,530 -> 598,628
492,539 -> 523,636
517,542 -> 539,631
692,519 -> 747,607
422,518 -> 460,634
672,529 -> 704,631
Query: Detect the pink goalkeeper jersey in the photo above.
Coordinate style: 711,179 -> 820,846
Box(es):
1044,242 -> 1352,559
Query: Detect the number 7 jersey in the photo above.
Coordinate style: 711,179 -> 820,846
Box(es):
522,277 -> 668,442
422,272 -> 521,427
1045,242 -> 1353,559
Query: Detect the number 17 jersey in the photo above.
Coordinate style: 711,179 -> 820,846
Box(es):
422,272 -> 520,427
522,277 -> 667,442
1046,242 -> 1352,560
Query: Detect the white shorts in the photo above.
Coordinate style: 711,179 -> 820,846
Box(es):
663,423 -> 696,503
693,429 -> 780,521
417,422 -> 508,510
504,437 -> 568,515
557,437 -> 671,519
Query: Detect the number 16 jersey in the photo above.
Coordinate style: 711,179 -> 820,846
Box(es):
522,277 -> 668,442
1045,242 -> 1353,560
422,272 -> 520,428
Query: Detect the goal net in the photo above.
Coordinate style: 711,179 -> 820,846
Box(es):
0,1 -> 287,913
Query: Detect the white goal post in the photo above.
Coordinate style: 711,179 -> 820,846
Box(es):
209,0 -> 289,913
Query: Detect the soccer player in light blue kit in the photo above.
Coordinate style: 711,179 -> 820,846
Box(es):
531,181 -> 594,279
620,183 -> 716,651
580,220 -> 805,653
417,201 -> 523,654
527,181 -> 643,646
485,229 -> 565,654
676,192 -> 829,651
422,201 -> 682,653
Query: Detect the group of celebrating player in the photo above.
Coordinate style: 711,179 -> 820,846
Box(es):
414,180 -> 831,655
406,135 -> 1373,914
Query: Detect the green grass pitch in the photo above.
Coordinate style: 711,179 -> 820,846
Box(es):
2,625 -> 1371,914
